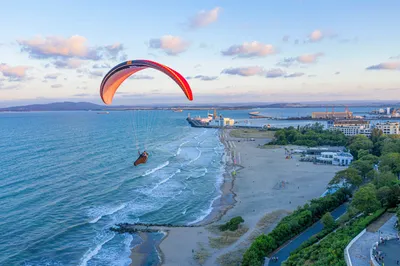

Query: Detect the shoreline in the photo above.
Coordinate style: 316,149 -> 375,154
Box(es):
129,128 -> 238,266
130,128 -> 343,266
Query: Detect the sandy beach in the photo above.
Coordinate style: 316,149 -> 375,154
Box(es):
130,128 -> 344,266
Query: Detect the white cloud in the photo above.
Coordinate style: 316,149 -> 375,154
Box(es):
148,35 -> 190,55
189,7 -> 221,29
221,41 -> 275,58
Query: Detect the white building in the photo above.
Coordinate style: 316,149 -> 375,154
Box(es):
209,116 -> 235,127
316,152 -> 353,166
374,122 -> 400,135
331,120 -> 372,137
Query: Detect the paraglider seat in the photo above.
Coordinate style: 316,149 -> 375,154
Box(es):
134,151 -> 148,166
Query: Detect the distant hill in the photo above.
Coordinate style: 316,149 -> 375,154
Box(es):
0,101 -> 399,112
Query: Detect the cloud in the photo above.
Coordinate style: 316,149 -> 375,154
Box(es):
189,7 -> 221,29
76,68 -> 104,78
73,93 -> 91,96
389,55 -> 400,60
221,66 -> 265,77
0,82 -> 20,90
294,39 -> 299,45
53,58 -> 84,69
17,35 -> 126,61
284,72 -> 305,78
297,52 -> 324,63
265,68 -> 285,78
148,35 -> 190,55
277,52 -> 324,67
308,30 -> 324,42
194,64 -> 202,69
199,43 -> 208,49
93,63 -> 111,69
76,86 -> 88,90
129,75 -> 154,80
366,61 -> 400,70
51,84 -> 63,88
282,35 -> 290,42
0,63 -> 31,81
186,75 -> 218,81
221,41 -> 275,58
44,73 -> 61,80
335,71 -> 340,75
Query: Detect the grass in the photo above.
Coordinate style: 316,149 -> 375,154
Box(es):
193,242 -> 211,265
208,226 -> 249,249
217,248 -> 247,266
229,129 -> 275,139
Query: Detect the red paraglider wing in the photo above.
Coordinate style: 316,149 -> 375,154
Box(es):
100,60 -> 193,105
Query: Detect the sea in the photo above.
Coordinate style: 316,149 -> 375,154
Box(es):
0,106 -> 397,266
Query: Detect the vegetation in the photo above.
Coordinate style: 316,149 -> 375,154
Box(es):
193,243 -> 210,265
209,226 -> 249,248
321,212 -> 336,230
241,188 -> 350,266
267,123 -> 347,147
242,124 -> 400,266
219,216 -> 244,231
282,208 -> 386,266
397,205 -> 400,230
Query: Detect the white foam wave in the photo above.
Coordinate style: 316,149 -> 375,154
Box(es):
79,233 -> 115,266
143,161 -> 169,176
150,169 -> 181,192
89,203 -> 127,224
188,194 -> 221,225
186,168 -> 208,180
188,147 -> 202,165
175,141 -> 189,156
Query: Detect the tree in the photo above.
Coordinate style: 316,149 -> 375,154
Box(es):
350,160 -> 373,179
370,128 -> 383,143
330,168 -> 363,188
357,149 -> 369,160
380,152 -> 400,176
348,135 -> 373,159
397,205 -> 400,230
321,212 -> 336,230
374,171 -> 398,188
352,184 -> 380,214
359,154 -> 379,165
377,186 -> 392,207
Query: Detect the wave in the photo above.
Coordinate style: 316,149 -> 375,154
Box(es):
79,233 -> 115,266
188,194 -> 221,225
186,168 -> 208,180
150,169 -> 181,192
188,147 -> 202,165
142,161 -> 169,177
175,141 -> 189,156
88,203 -> 127,224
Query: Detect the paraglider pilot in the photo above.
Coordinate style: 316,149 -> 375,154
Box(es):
134,150 -> 148,166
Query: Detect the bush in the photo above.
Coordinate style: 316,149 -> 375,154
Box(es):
219,216 -> 244,231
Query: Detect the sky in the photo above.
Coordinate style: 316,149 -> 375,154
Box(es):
0,0 -> 399,107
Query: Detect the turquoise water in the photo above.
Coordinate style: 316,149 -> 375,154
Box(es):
0,111 -> 225,265
0,106 -> 387,265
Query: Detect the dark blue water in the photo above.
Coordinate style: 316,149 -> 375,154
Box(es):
0,111 -> 225,265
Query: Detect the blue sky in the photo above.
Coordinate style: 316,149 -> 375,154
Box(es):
0,0 -> 399,106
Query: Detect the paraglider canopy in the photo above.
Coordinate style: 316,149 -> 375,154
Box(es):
100,59 -> 193,105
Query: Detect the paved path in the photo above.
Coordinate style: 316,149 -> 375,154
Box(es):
348,214 -> 398,266
267,204 -> 348,266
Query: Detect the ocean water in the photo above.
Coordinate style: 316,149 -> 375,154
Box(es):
0,111 -> 225,266
0,106 -> 393,265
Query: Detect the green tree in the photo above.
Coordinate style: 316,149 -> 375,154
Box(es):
357,149 -> 369,160
359,154 -> 379,165
352,184 -> 380,214
348,135 -> 373,159
370,128 -> 383,143
330,168 -> 363,188
374,171 -> 398,189
350,160 -> 373,179
377,186 -> 392,207
380,152 -> 400,176
321,212 -> 336,230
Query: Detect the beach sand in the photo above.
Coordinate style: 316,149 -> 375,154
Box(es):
130,129 -> 344,266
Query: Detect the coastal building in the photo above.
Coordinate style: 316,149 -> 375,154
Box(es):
316,152 -> 353,166
331,120 -> 371,137
375,122 -> 400,135
208,115 -> 234,127
312,111 -> 353,119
